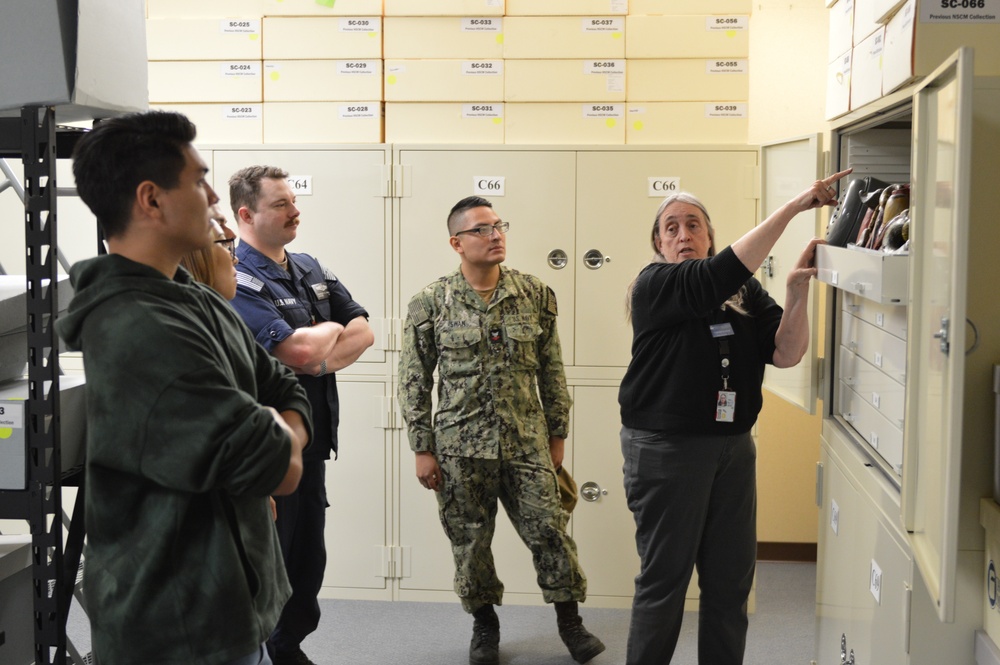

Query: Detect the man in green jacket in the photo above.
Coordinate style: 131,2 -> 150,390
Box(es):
55,111 -> 311,665
398,196 -> 605,665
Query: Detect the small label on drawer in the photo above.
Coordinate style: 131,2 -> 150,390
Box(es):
872,392 -> 880,409
876,312 -> 885,327
585,60 -> 625,75
463,103 -> 503,118
582,18 -> 624,33
921,1 -> 1000,24
224,105 -> 261,120
831,499 -> 839,535
871,432 -> 879,449
340,17 -> 379,33
473,176 -> 505,197
286,176 -> 312,196
706,16 -> 748,30
221,19 -> 260,35
706,59 -> 748,74
648,177 -> 681,197
462,18 -> 501,32
874,352 -> 883,368
870,559 -> 882,605
338,61 -> 378,76
464,61 -> 503,76
339,104 -> 377,119
831,270 -> 839,285
221,62 -> 260,78
0,402 -> 24,429
583,104 -> 623,119
705,103 -> 747,118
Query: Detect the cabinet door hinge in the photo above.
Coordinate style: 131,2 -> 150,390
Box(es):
744,163 -> 761,200
377,545 -> 410,579
381,396 -> 402,430
384,164 -> 410,198
815,462 -> 824,508
384,317 -> 402,352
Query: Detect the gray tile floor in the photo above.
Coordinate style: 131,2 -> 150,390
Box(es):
66,561 -> 816,664
298,561 -> 817,665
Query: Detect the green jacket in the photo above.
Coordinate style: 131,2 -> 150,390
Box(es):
398,266 -> 571,459
56,255 -> 312,665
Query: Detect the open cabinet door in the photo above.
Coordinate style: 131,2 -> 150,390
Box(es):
760,135 -> 823,414
900,47 -> 973,623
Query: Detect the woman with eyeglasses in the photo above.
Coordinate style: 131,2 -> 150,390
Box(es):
618,169 -> 851,665
181,205 -> 239,300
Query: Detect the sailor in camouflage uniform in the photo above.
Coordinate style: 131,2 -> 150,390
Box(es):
398,196 -> 605,665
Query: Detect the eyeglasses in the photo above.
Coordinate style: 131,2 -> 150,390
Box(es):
453,221 -> 510,238
214,237 -> 236,260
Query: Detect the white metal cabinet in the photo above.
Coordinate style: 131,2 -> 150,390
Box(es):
393,146 -> 578,362
816,443 -> 864,665
209,146 -> 392,365
570,384 -> 639,606
396,385 -> 580,603
574,147 -> 759,368
800,49 -> 1000,664
392,147 -> 582,600
321,378 -> 391,599
393,147 -> 760,604
759,135 -> 824,412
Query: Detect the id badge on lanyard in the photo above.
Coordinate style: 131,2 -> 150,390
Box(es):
710,321 -> 736,423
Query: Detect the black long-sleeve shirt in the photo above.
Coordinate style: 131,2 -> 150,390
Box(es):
619,246 -> 784,435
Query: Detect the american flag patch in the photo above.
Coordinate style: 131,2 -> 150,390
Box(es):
236,272 -> 265,292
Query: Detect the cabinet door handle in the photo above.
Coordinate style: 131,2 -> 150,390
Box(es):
547,249 -> 568,270
582,249 -> 610,270
580,481 -> 607,502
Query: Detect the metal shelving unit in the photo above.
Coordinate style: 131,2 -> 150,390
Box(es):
0,106 -> 90,665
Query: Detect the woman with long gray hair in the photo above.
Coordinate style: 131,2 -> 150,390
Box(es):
618,169 -> 850,664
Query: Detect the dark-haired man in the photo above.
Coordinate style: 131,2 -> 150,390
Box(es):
228,165 -> 373,665
398,196 -> 605,665
55,111 -> 311,665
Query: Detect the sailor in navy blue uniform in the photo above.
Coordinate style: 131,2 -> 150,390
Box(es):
228,165 -> 374,665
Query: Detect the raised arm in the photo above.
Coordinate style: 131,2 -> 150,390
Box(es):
772,237 -> 825,368
731,168 -> 851,273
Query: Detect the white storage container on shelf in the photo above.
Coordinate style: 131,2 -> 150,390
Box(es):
815,244 -> 908,305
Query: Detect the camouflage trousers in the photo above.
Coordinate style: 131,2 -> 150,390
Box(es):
435,452 -> 588,613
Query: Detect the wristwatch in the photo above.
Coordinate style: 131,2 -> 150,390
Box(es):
317,359 -> 328,377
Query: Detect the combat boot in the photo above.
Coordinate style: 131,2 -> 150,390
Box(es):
470,604 -> 500,665
555,601 -> 606,664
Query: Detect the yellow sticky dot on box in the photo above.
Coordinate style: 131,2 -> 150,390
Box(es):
496,34 -> 504,44
387,75 -> 397,85
726,30 -> 736,38
613,33 -> 622,39
270,71 -> 281,81
250,34 -> 259,41
633,121 -> 644,131
0,428 -> 12,439
315,0 -> 335,6
492,117 -> 502,124
606,119 -> 616,128
368,32 -> 377,38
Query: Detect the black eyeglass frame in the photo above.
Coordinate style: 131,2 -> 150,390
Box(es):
453,221 -> 510,238
214,237 -> 236,259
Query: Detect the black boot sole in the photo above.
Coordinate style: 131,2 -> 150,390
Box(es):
570,639 -> 606,664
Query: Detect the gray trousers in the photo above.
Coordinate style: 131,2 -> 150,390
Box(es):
435,453 -> 587,613
620,427 -> 757,665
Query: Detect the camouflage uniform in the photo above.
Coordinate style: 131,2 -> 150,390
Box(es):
398,265 -> 587,613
